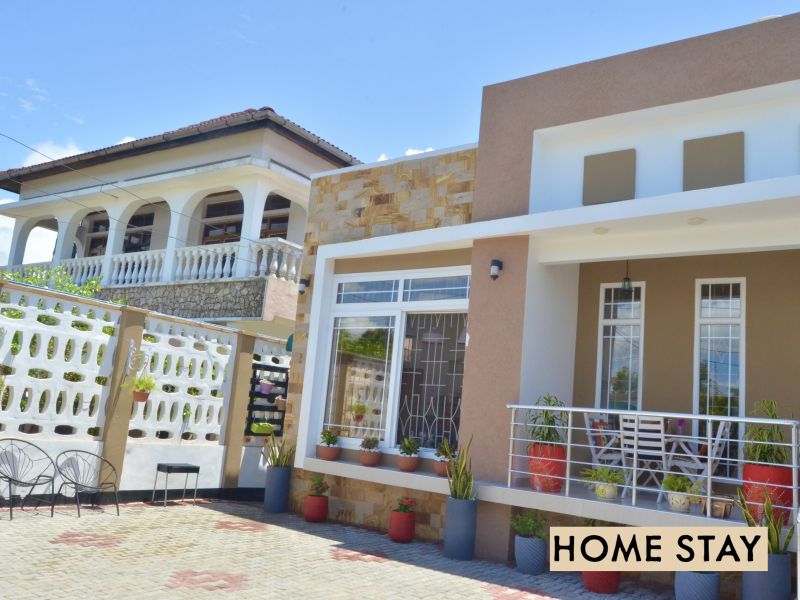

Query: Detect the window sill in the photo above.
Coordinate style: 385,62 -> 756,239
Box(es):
302,457 -> 450,494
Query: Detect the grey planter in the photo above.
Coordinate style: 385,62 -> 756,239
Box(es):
263,466 -> 291,513
743,553 -> 791,600
514,535 -> 547,575
675,571 -> 720,600
443,497 -> 477,561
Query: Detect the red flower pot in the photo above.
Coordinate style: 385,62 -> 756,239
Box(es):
397,455 -> 420,472
303,495 -> 328,522
582,571 -> 621,594
527,443 -> 566,493
132,390 -> 150,403
360,451 -> 382,467
318,445 -> 341,461
389,510 -> 415,543
433,460 -> 449,477
742,463 -> 794,522
354,414 -> 364,423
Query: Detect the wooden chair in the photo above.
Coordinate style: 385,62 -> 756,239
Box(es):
667,420 -> 732,486
620,415 -> 668,501
583,413 -> 623,467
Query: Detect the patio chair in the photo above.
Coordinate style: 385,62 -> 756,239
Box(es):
619,415 -> 668,501
55,450 -> 120,517
0,438 -> 56,520
583,413 -> 623,467
667,420 -> 732,486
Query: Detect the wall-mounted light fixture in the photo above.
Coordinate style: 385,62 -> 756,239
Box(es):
298,278 -> 311,294
490,259 -> 503,280
621,260 -> 632,297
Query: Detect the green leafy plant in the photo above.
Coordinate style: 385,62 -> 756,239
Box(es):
262,434 -> 296,467
736,488 -> 794,554
360,436 -> 379,451
510,510 -> 546,539
435,439 -> 455,461
398,437 -> 421,456
447,435 -> 474,500
250,422 -> 275,435
743,399 -> 788,465
527,394 -> 566,445
309,476 -> 329,496
661,473 -> 693,493
349,403 -> 368,417
320,429 -> 339,446
0,266 -> 101,298
581,466 -> 625,486
128,374 -> 156,393
394,497 -> 417,513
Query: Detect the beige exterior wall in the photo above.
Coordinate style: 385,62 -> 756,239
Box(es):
334,248 -> 472,274
475,14 -> 800,220
287,148 -> 477,540
573,250 -> 800,420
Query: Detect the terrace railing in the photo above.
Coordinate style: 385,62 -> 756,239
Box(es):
507,403 -> 800,523
61,256 -> 104,286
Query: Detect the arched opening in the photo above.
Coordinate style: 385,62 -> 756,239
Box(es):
21,218 -> 58,264
189,190 -> 294,246
78,210 -> 111,257
261,193 -> 291,240
121,201 -> 170,253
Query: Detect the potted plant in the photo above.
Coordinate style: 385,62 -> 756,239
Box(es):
318,429 -> 341,461
736,488 -> 794,600
129,374 -> 156,403
443,435 -> 476,561
698,494 -> 734,519
661,474 -> 701,513
581,519 -> 621,594
258,378 -> 274,395
397,437 -> 421,472
433,439 -> 454,477
675,571 -> 720,600
742,399 -> 792,522
349,403 -> 368,423
527,394 -> 567,493
359,436 -> 382,467
303,476 -> 329,523
261,434 -> 295,513
388,497 -> 416,543
510,510 -> 547,575
581,466 -> 625,501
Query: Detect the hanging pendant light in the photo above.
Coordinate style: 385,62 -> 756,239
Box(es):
621,260 -> 633,297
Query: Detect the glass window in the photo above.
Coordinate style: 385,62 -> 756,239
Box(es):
205,200 -> 244,219
336,280 -> 399,304
597,284 -> 643,411
323,316 -> 395,440
396,313 -> 466,449
402,275 -> 471,302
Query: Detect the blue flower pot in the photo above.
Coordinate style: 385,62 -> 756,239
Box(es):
743,553 -> 791,600
263,466 -> 291,513
443,497 -> 477,561
675,571 -> 720,600
515,535 -> 547,575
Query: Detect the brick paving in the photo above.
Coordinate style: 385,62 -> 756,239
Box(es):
0,500 -> 672,599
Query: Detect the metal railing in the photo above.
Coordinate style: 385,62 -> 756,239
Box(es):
507,403 -> 799,523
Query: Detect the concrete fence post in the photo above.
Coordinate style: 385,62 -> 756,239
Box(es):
220,330 -> 257,488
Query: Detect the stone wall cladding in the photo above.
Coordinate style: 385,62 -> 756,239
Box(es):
286,148 -> 477,538
98,278 -> 266,319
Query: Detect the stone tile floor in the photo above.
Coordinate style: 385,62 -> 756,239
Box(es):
0,499 -> 673,599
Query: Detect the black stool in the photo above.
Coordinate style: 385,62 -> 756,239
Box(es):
151,463 -> 200,507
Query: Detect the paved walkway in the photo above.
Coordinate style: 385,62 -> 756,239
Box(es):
0,500 -> 671,599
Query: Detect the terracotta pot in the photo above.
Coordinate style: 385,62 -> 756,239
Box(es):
132,390 -> 150,403
360,451 -> 382,467
742,463 -> 793,522
397,455 -> 420,472
354,414 -> 364,423
318,445 -> 341,461
303,495 -> 328,522
388,510 -> 415,543
582,571 -> 621,594
527,443 -> 566,493
433,460 -> 450,477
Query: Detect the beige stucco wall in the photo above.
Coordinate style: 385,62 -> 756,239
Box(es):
475,13 -> 800,220
573,250 -> 800,420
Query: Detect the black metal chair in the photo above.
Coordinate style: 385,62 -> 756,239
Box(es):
55,450 -> 120,517
0,438 -> 56,520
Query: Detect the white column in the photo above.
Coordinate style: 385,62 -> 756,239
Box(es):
5,217 -> 35,267
234,179 -> 270,279
100,206 -> 128,286
161,191 -> 193,283
52,212 -> 84,264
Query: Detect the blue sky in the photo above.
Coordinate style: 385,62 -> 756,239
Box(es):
0,1 -> 797,261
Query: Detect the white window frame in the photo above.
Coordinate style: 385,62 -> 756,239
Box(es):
692,277 -> 746,421
318,266 -> 470,453
594,281 -> 646,411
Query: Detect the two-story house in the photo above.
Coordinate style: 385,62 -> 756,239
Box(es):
0,107 -> 358,338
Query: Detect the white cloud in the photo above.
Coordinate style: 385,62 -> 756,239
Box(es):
405,147 -> 434,156
18,98 -> 36,112
0,210 -> 57,267
67,115 -> 85,125
25,78 -> 46,95
376,153 -> 388,162
22,140 -> 82,167
116,136 -> 136,144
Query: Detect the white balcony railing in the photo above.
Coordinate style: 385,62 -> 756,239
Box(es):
508,403 -> 799,524
3,261 -> 51,277
250,238 -> 303,282
61,255 -> 104,286
109,249 -> 166,286
173,242 -> 238,283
